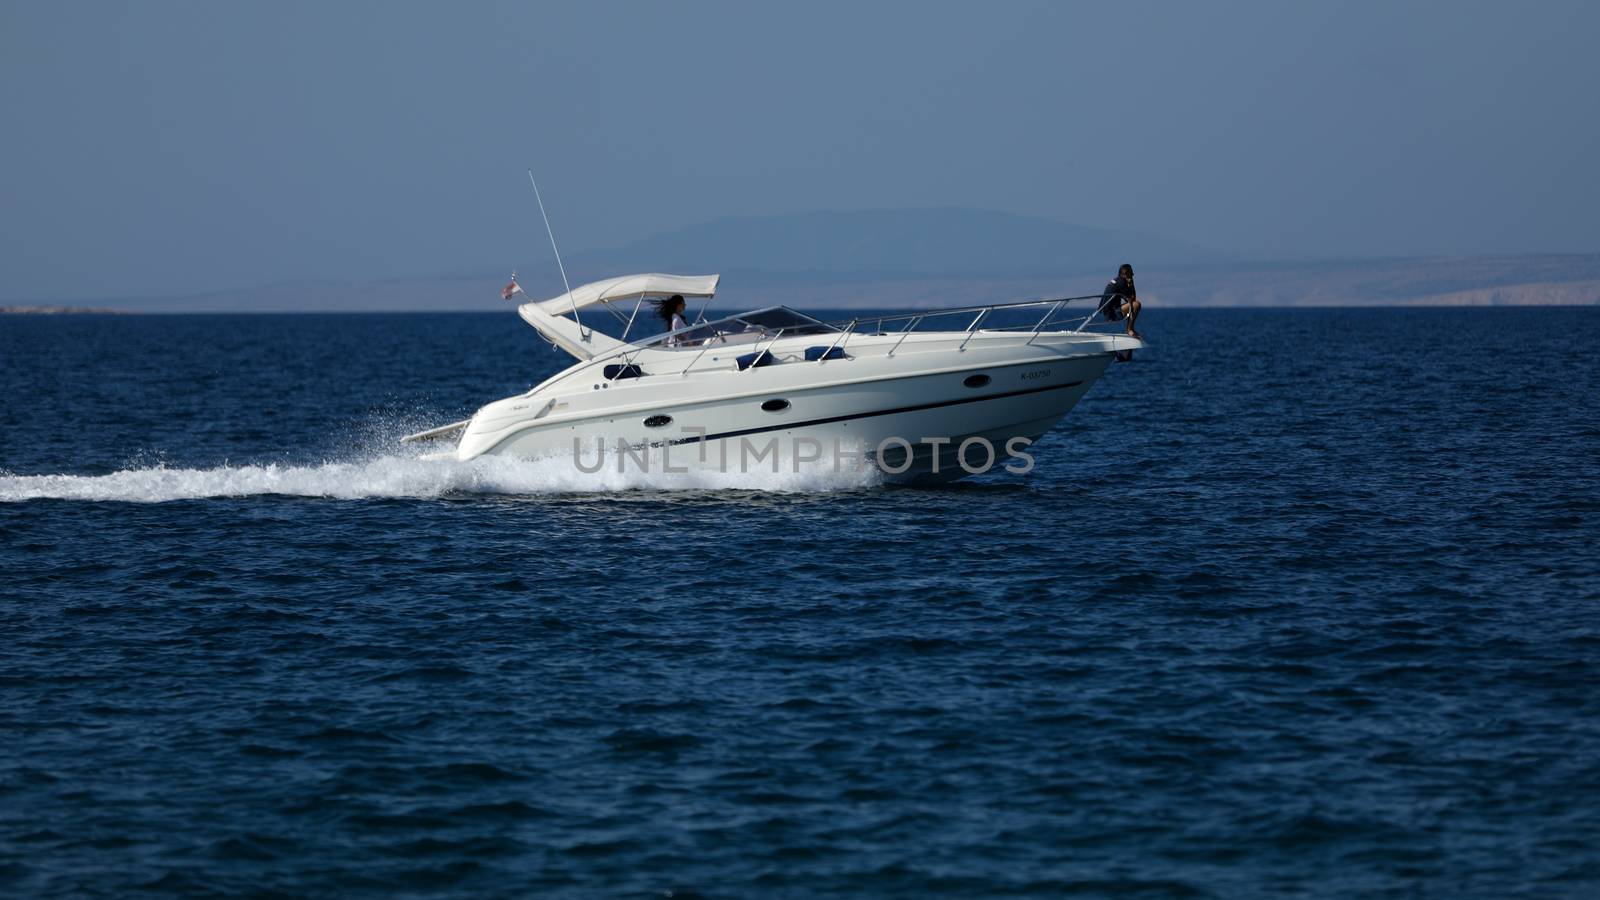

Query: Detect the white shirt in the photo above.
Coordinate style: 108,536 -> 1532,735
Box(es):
666,312 -> 690,346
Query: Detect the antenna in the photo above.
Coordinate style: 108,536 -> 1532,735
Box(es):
526,169 -> 583,337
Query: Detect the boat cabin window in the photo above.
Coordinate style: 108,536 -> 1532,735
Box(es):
734,309 -> 836,336
641,306 -> 837,349
667,320 -> 739,346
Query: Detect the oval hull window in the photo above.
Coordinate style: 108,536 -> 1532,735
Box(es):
761,399 -> 790,413
963,374 -> 991,388
643,414 -> 673,428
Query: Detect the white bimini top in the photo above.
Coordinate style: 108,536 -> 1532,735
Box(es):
534,273 -> 720,316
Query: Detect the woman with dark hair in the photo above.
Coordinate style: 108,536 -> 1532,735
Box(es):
1099,263 -> 1143,340
655,294 -> 689,345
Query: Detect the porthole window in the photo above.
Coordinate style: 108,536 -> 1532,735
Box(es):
761,399 -> 790,413
963,374 -> 991,388
643,414 -> 673,428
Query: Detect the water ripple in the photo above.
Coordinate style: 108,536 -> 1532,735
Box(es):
1,309 -> 1598,897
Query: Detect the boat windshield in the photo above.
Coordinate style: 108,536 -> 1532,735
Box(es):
643,306 -> 837,348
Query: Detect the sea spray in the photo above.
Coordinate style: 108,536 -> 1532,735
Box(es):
0,448 -> 882,504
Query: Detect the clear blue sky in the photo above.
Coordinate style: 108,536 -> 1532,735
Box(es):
2,0 -> 1597,303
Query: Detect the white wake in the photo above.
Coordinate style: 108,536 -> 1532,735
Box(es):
0,451 -> 881,503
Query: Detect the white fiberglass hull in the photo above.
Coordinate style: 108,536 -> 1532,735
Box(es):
448,330 -> 1128,483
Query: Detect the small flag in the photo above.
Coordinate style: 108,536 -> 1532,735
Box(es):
501,278 -> 523,301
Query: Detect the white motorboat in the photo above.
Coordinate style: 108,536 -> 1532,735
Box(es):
403,273 -> 1142,482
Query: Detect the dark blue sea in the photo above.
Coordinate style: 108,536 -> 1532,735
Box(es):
2,308 -> 1598,898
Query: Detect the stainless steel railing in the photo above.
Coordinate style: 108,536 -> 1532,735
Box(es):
532,293 -> 1118,392
829,293 -> 1113,339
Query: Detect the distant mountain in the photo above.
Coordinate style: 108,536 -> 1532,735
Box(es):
568,208 -> 1219,282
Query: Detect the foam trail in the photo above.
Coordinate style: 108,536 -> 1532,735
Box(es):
0,452 -> 881,503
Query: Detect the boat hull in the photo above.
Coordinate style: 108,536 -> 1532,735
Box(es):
455,350 -> 1114,482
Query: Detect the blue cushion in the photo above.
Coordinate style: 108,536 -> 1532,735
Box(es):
735,350 -> 775,371
804,346 -> 847,361
603,363 -> 645,380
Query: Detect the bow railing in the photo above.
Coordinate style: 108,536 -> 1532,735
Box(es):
541,293 -> 1120,389
827,293 -> 1113,341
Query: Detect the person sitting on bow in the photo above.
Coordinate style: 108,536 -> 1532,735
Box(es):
1099,263 -> 1144,340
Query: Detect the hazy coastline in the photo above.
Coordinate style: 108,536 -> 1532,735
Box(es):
19,253 -> 1596,314
1,305 -> 138,315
